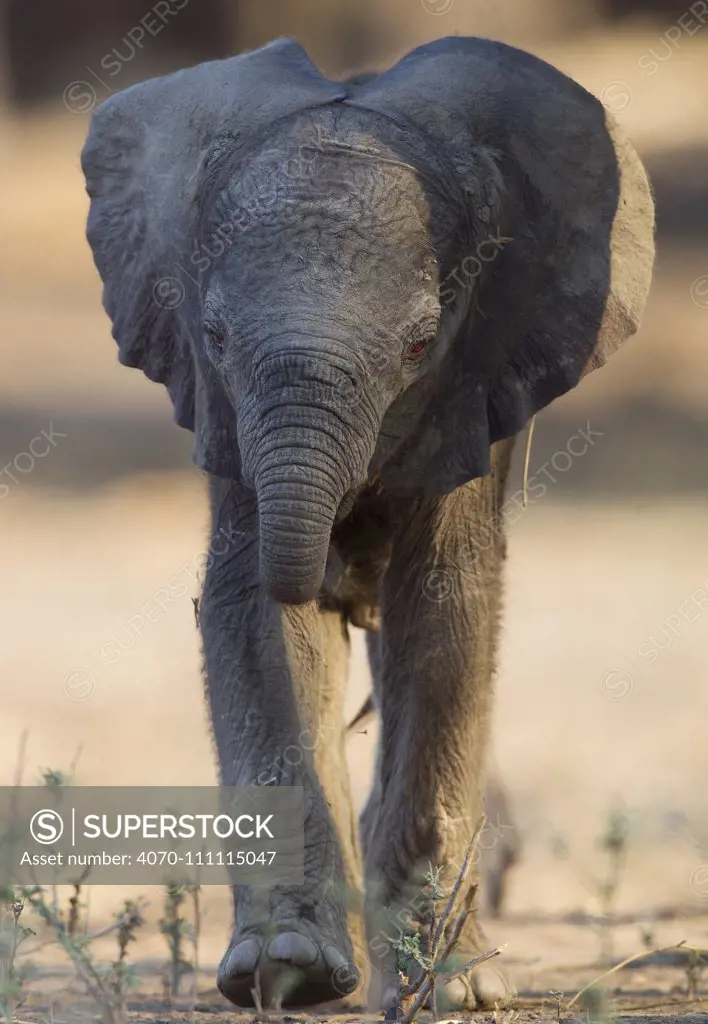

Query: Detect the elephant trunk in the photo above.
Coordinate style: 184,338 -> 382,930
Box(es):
255,453 -> 346,604
241,349 -> 380,604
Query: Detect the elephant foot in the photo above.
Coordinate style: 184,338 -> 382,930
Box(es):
433,913 -> 515,1011
217,919 -> 359,1009
433,961 -> 515,1011
380,963 -> 513,1017
379,914 -> 515,1015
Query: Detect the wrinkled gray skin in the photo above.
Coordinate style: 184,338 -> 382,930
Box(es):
346,694 -> 521,922
81,36 -> 654,1012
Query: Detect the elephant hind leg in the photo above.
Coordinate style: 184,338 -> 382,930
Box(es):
359,464 -> 516,1013
351,689 -> 521,919
479,764 -> 521,918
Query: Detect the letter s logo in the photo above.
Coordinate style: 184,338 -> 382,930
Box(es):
30,809 -> 64,845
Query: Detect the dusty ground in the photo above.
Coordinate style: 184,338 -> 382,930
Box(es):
2,20 -> 708,1024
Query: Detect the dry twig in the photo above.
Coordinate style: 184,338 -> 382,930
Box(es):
393,817 -> 505,1024
567,940 -> 687,1009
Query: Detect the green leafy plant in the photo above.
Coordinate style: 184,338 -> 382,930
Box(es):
385,819 -> 505,1024
4,767 -> 145,1023
21,885 -> 145,1024
549,989 -> 564,1023
390,930 -> 431,976
0,890 -> 35,1021
551,806 -> 632,966
579,984 -> 614,1024
683,946 -> 707,1000
159,884 -> 194,999
596,808 -> 631,964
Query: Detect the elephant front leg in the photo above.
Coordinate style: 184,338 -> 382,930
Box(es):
363,477 -> 515,1013
200,477 -> 362,1009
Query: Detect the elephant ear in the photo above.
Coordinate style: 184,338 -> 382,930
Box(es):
352,37 -> 655,494
81,39 -> 347,477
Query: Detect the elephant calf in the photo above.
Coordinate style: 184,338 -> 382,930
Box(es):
81,35 -> 654,1012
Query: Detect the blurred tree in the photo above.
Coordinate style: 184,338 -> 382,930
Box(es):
238,0 -> 394,76
1,0 -> 237,107
1,0 -> 696,111
597,0 -> 701,16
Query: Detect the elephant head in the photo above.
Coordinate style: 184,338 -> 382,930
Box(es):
81,37 -> 654,604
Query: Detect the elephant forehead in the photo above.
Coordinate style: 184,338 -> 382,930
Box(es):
207,141 -> 435,274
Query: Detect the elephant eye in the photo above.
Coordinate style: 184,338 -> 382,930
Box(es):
205,324 -> 224,352
404,318 -> 438,362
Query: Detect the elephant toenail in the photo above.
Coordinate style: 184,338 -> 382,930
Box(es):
330,958 -> 360,994
223,937 -> 260,974
322,944 -> 349,971
441,977 -> 467,1008
267,932 -> 318,966
472,965 -> 515,1007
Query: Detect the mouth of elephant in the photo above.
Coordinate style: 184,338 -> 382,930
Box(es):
335,486 -> 359,523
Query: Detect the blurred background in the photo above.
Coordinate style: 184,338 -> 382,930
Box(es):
1,0 -> 708,993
